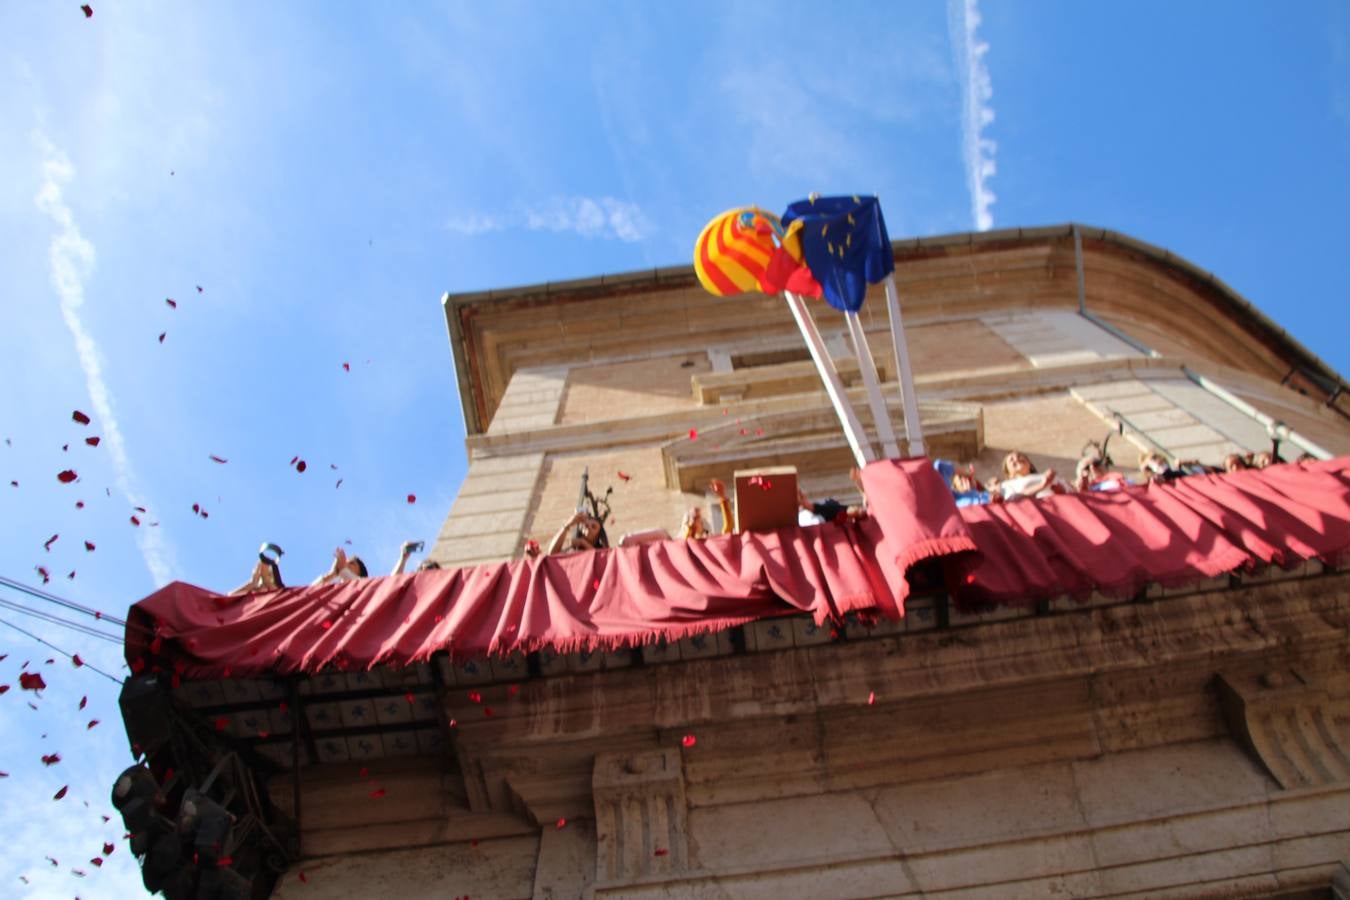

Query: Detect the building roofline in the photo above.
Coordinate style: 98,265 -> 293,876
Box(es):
442,223 -> 1346,436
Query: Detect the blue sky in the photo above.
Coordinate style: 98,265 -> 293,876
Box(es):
1,1 -> 1347,894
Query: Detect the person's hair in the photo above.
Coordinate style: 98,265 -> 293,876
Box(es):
349,556 -> 369,578
417,560 -> 442,571
1002,451 -> 1037,479
264,558 -> 285,589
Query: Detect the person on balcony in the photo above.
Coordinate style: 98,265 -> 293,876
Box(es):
312,547 -> 369,586
1075,454 -> 1132,493
933,459 -> 994,507
680,479 -> 734,539
996,450 -> 1069,501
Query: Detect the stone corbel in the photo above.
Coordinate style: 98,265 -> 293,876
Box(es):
1214,666 -> 1349,790
592,748 -> 689,887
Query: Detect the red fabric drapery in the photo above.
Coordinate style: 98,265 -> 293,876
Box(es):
126,458 -> 1350,678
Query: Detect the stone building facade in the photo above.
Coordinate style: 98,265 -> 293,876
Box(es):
252,224 -> 1350,899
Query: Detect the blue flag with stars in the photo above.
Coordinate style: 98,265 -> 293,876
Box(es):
781,195 -> 894,312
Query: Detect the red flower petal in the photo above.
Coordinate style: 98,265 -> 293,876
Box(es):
617,471 -> 631,482
83,540 -> 95,552
71,410 -> 90,425
483,707 -> 493,717
158,332 -> 166,344
130,515 -> 140,526
102,842 -> 114,856
41,753 -> 61,766
321,620 -> 333,630
79,695 -> 87,709
0,685 -> 7,694
85,436 -> 100,446
81,5 -> 92,18
53,785 -> 68,800
335,478 -> 343,489
43,534 -> 59,551
555,817 -> 567,829
507,684 -> 519,697
467,690 -> 482,704
342,362 -> 350,372
192,503 -> 200,514
196,285 -> 203,293
369,787 -> 386,799
57,470 -> 78,483
208,455 -> 228,464
217,855 -> 233,867
72,654 -> 83,668
654,848 -> 669,857
87,719 -> 99,729
406,494 -> 416,504
404,692 -> 415,705
358,766 -> 369,778
295,460 -> 307,473
681,734 -> 697,748
213,716 -> 228,732
166,298 -> 177,308
298,871 -> 308,884
867,691 -> 876,706
75,500 -> 84,509
688,428 -> 698,441
90,858 -> 103,867
19,672 -> 47,691
35,565 -> 50,583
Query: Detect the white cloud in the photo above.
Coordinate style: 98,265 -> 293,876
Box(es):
948,0 -> 998,231
446,196 -> 651,242
32,132 -> 175,587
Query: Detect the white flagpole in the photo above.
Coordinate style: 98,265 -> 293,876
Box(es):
883,273 -> 925,457
783,291 -> 875,468
844,311 -> 900,458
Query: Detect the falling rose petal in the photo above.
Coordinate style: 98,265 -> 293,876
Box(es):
87,719 -> 99,729
681,734 -> 697,748
79,695 -> 87,709
43,534 -> 59,551
101,815 -> 110,823
867,691 -> 876,706
448,718 -> 457,728
342,362 -> 350,372
467,690 -> 482,704
103,842 -> 114,856
130,515 -> 140,526
217,856 -> 233,867
72,410 -> 90,425
335,478 -> 343,489
321,620 -> 333,630
192,503 -> 200,514
471,839 -> 479,848
289,455 -> 298,465
165,298 -> 177,309
404,692 -> 415,705
62,443 -> 69,452
406,493 -> 416,504
158,332 -> 166,344
46,857 -> 58,866
135,505 -> 146,512
36,566 -> 50,583
196,285 -> 203,293
72,654 -> 83,668
296,460 -> 307,473
91,858 -> 103,867
208,455 -> 228,464
81,4 -> 92,17
57,469 -> 78,483
0,685 -> 7,694
72,868 -> 85,877
654,848 -> 669,857
555,817 -> 567,830
75,500 -> 84,508
9,480 -> 16,487
617,471 -> 631,482
213,716 -> 228,732
42,753 -> 61,766
298,871 -> 308,884
688,428 -> 698,441
0,772 -> 8,777
483,707 -> 494,717
53,785 -> 68,800
85,436 -> 100,447
358,766 -> 369,778
84,541 -> 95,552
507,684 -> 520,697
755,428 -> 764,436
369,787 -> 387,799
19,672 -> 47,691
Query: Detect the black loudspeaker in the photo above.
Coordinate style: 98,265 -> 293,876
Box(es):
119,675 -> 173,756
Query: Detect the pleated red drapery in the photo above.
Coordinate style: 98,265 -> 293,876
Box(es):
126,458 -> 1350,678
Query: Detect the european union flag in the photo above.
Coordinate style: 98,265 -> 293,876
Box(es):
780,195 -> 894,312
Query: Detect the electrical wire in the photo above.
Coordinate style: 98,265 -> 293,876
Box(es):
0,596 -> 122,644
0,615 -> 124,685
0,574 -> 153,637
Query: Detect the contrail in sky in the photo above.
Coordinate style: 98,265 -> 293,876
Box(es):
33,133 -> 174,587
949,0 -> 997,231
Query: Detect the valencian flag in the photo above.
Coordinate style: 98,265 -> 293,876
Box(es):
780,195 -> 894,313
693,208 -> 782,297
